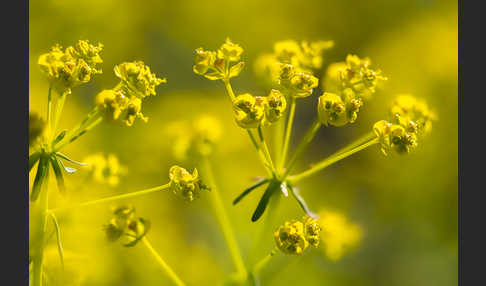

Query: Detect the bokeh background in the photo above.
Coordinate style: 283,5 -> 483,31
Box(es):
29,0 -> 457,285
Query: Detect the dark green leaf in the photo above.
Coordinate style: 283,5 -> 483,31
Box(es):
50,156 -> 66,194
288,184 -> 318,219
52,130 -> 67,145
29,152 -> 41,173
31,156 -> 49,202
233,178 -> 269,205
251,181 -> 279,222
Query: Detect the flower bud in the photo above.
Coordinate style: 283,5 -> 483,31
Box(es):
232,93 -> 265,129
168,165 -> 209,202
303,216 -> 321,248
264,89 -> 287,124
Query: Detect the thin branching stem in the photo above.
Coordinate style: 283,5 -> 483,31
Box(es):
142,237 -> 186,286
279,96 -> 296,172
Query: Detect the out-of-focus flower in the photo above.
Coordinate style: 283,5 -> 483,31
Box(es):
82,153 -> 127,186
103,205 -> 150,247
318,210 -> 362,261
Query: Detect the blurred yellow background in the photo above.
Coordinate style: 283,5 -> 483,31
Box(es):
29,0 -> 457,285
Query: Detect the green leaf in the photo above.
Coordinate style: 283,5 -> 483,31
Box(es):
49,213 -> 64,269
55,152 -> 88,166
52,130 -> 67,145
233,178 -> 269,205
50,156 -> 66,194
288,184 -> 318,219
29,152 -> 41,173
31,156 -> 49,202
251,180 -> 279,222
58,159 -> 77,173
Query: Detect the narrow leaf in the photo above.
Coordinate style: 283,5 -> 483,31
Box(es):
50,156 -> 66,194
251,181 -> 279,222
233,178 -> 269,205
49,213 -> 64,269
31,156 -> 48,202
52,130 -> 67,145
29,152 -> 41,173
58,159 -> 77,174
288,184 -> 319,219
55,152 -> 88,166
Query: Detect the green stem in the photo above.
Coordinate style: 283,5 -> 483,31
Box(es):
288,137 -> 379,183
257,126 -> 277,177
53,110 -> 102,151
49,183 -> 170,213
223,79 -> 236,101
333,131 -> 376,156
279,97 -> 296,172
52,91 -> 67,137
142,237 -> 186,286
247,130 -> 274,177
201,157 -> 247,279
281,118 -> 321,180
273,118 -> 285,168
32,171 -> 49,286
46,85 -> 52,133
253,247 -> 278,275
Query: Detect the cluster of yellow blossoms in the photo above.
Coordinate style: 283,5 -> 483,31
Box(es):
166,115 -> 222,160
374,95 -> 437,155
38,40 -> 104,94
82,153 -> 127,186
103,205 -> 150,247
317,55 -> 388,127
96,61 -> 166,127
232,90 -> 287,128
168,165 -> 209,202
273,216 -> 321,255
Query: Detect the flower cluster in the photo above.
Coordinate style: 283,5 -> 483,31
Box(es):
318,55 -> 387,127
38,40 -> 103,94
166,115 -> 223,160
103,205 -> 150,247
278,64 -> 319,98
273,216 -> 321,255
373,95 -> 436,156
82,153 -> 127,186
168,165 -> 209,202
95,61 -> 166,127
232,90 -> 287,129
318,210 -> 362,261
193,38 -> 245,80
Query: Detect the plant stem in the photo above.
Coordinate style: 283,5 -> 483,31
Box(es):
257,126 -> 277,177
333,131 -> 376,156
279,96 -> 296,172
46,85 -> 52,134
253,247 -> 278,275
273,119 -> 285,168
49,183 -> 170,213
32,171 -> 49,286
52,91 -> 67,137
142,237 -> 186,286
223,79 -> 236,101
53,110 -> 102,151
281,118 -> 321,180
201,157 -> 247,279
288,137 -> 379,183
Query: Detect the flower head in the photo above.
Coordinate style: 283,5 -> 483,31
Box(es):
38,40 -> 103,93
168,165 -> 209,202
114,61 -> 166,99
103,205 -> 150,247
317,90 -> 363,127
289,72 -> 319,98
193,48 -> 217,75
274,216 -> 321,255
263,89 -> 287,124
82,153 -> 127,186
318,210 -> 362,261
232,93 -> 265,129
218,38 -> 244,62
95,89 -> 148,127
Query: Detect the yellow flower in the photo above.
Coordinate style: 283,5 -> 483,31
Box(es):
289,72 -> 319,98
103,205 -> 150,247
274,40 -> 302,67
389,94 -> 437,134
114,61 -> 166,99
339,54 -> 387,99
217,38 -> 244,62
263,89 -> 287,124
318,210 -> 362,261
232,93 -> 265,129
303,216 -> 321,248
274,219 -> 309,255
82,153 -> 127,186
38,40 -> 103,93
168,165 -> 209,202
317,92 -> 347,126
193,48 -> 217,75
299,40 -> 334,70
